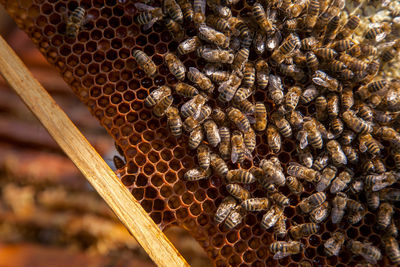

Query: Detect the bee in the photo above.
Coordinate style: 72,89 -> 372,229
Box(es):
153,95 -> 173,117
343,145 -> 359,164
227,107 -> 251,133
327,93 -> 339,118
378,202 -> 394,230
386,220 -> 399,238
332,39 -> 354,52
323,15 -> 340,45
203,119 -> 220,147
339,69 -> 355,80
255,59 -> 270,90
219,126 -> 231,160
166,107 -> 182,137
233,99 -> 255,114
214,196 -> 237,224
180,94 -> 206,119
375,126 -> 400,148
301,37 -> 319,51
342,110 -> 372,134
164,52 -> 185,80
305,52 -> 319,73
163,0 -> 183,22
296,147 -> 312,169
253,32 -> 266,55
340,130 -> 356,146
260,158 -> 285,187
359,134 -> 382,156
267,125 -> 281,153
346,198 -> 364,213
226,169 -> 255,184
336,15 -> 360,40
272,112 -> 292,138
366,79 -> 388,93
348,45 -> 361,58
241,198 -> 270,211
287,110 -> 304,130
374,110 -> 398,125
286,176 -> 304,194
312,70 -> 340,92
65,6 -> 86,39
315,96 -> 328,121
330,117 -> 344,136
197,144 -> 210,170
197,46 -> 234,64
165,18 -> 184,41
233,48 -> 250,72
298,192 -> 326,213
274,215 -> 287,239
210,153 -> 228,178
341,88 -> 354,111
113,155 -> 125,170
226,183 -> 250,201
242,62 -> 256,88
365,22 -> 391,42
330,169 -> 353,194
290,223 -> 320,240
271,34 -> 299,65
188,126 -> 204,149
184,167 -> 212,181
300,85 -> 318,104
310,201 -> 330,223
304,0 -> 319,32
313,152 -> 329,171
187,67 -> 214,94
288,162 -> 321,183
283,18 -> 300,31
270,241 -> 304,260
327,140 -> 347,166
132,50 -> 157,77
212,108 -> 227,126
316,165 -> 337,192
206,14 -> 230,34
231,130 -> 251,164
234,87 -> 253,103
302,118 -> 323,149
253,102 -> 267,132
193,0 -> 205,24
175,82 -> 198,98
176,0 -> 193,21
261,205 -> 283,230
347,240 -> 382,265
380,188 -> 400,202
372,158 -> 386,174
177,36 -> 201,55
314,48 -> 338,61
243,128 -> 256,152
145,86 -> 171,107
270,192 -> 290,207
366,191 -> 380,210
324,232 -> 345,256
383,236 -> 400,264
197,105 -> 212,123
285,86 -> 302,111
198,24 -> 229,48
339,54 -> 368,72
225,206 -> 246,229
330,192 -> 347,224
252,3 -> 275,35
208,2 -> 232,20
350,179 -> 364,194
218,71 -> 242,102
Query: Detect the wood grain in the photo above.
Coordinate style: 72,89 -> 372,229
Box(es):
0,35 -> 189,267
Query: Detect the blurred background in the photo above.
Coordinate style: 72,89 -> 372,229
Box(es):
0,7 -> 209,267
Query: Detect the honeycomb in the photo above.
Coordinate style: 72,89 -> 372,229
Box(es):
1,0 -> 399,266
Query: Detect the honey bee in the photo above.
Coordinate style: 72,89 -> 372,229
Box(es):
188,126 -> 204,149
301,37 -> 319,51
224,206 -> 246,229
310,201 -> 330,223
300,85 -> 319,104
255,59 -> 270,90
231,130 -> 251,163
285,86 -> 302,111
227,107 -> 251,133
267,125 -> 281,153
358,134 -> 382,156
383,236 -> 400,264
287,110 -> 304,130
253,102 -> 267,132
339,69 -> 355,81
298,147 -> 313,168
340,130 -> 356,146
386,220 -> 399,238
198,24 -> 229,48
286,176 -> 304,194
197,144 -> 210,170
375,126 -> 400,148
327,93 -> 339,118
180,94 -> 206,119
303,0 -> 319,31
330,169 -> 353,193
350,179 -> 364,194
326,140 -> 347,166
197,46 -> 234,64
331,192 -> 347,224
316,165 -> 337,192
197,105 -> 212,123
187,67 -> 214,93
315,96 -> 328,121
378,202 -> 394,230
324,232 -> 345,256
272,112 -> 292,138
270,241 -> 304,260
164,18 -> 184,41
210,153 -> 228,178
184,167 -> 212,181
219,126 -> 231,160
270,192 -> 290,207
226,169 -> 255,184
298,192 -> 326,213
242,62 -> 256,88
233,48 -> 250,72
65,6 -> 86,39
204,65 -> 230,84
234,87 -> 253,103
347,240 -> 382,264
336,15 -> 360,40
261,205 -> 283,230
260,158 -> 285,187
132,49 -> 157,77
252,3 -> 275,35
241,198 -> 270,211
218,71 -> 242,102
243,127 -> 256,152
214,196 -> 236,224
113,155 -> 125,170
346,198 -> 364,212
332,39 -> 354,52
364,22 -> 391,42
312,70 -> 340,92
301,118 -> 323,149
253,32 -> 266,55
339,54 -> 368,73
314,48 -> 338,61
372,158 -> 387,174
176,0 -> 193,21
274,215 -> 287,239
330,117 -> 344,136
322,15 -> 340,45
366,191 -> 380,210
177,36 -> 201,55
342,110 -> 372,134
203,119 -> 220,147
313,152 -> 329,171
166,107 -> 182,137
206,14 -> 230,34
153,95 -> 173,117
233,99 -> 255,114
290,223 -> 320,240
164,52 -> 185,80
175,82 -> 198,98
271,34 -> 299,65
226,183 -> 250,201
288,162 -> 321,183
380,188 -> 400,202
341,88 -> 354,111
212,108 -> 227,126
145,86 -> 171,107
305,52 -> 319,73
193,0 -> 205,24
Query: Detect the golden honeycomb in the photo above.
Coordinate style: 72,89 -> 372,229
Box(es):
1,0 -> 399,266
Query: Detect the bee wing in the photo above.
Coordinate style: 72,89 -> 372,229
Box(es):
231,145 -> 239,163
375,32 -> 387,43
134,3 -> 156,11
359,140 -> 367,153
273,251 -> 290,260
247,115 -> 256,124
143,18 -> 158,30
244,147 -> 253,161
360,252 -> 378,265
297,130 -> 308,149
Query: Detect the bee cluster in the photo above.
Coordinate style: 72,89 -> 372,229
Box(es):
134,0 -> 400,264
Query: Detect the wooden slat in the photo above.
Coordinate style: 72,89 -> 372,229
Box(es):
0,35 -> 189,267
